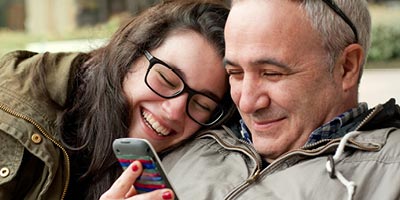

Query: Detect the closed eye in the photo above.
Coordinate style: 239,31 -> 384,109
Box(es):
226,69 -> 243,76
157,70 -> 179,89
193,99 -> 212,112
263,72 -> 283,76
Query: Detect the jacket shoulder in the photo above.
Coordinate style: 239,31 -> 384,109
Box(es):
0,50 -> 86,73
163,128 -> 256,200
0,50 -> 87,109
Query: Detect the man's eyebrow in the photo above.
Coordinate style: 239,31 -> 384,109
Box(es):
223,58 -> 237,68
254,58 -> 290,69
223,57 -> 289,69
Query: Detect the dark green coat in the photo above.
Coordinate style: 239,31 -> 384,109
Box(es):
0,51 -> 84,200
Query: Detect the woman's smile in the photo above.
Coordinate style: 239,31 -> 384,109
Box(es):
141,109 -> 173,136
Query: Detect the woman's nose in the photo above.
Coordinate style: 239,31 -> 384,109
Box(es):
161,94 -> 188,121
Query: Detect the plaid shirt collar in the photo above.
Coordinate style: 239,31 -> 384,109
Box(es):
239,103 -> 369,145
306,103 -> 368,144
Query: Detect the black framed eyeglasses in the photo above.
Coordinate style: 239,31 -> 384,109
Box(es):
322,0 -> 359,43
143,50 -> 224,126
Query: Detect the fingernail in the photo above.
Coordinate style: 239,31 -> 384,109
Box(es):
162,191 -> 172,199
131,163 -> 139,172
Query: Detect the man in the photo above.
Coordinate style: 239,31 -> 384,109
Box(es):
163,0 -> 400,199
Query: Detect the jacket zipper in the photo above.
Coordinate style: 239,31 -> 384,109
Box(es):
223,104 -> 384,200
198,129 -> 263,200
353,104 -> 383,131
301,104 -> 384,150
0,103 -> 70,200
198,131 -> 262,176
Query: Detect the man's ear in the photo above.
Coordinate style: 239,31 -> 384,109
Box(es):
338,44 -> 364,91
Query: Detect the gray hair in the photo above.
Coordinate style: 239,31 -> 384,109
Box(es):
230,0 -> 371,81
300,0 -> 371,80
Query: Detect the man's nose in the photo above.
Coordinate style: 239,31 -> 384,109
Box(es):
236,76 -> 270,114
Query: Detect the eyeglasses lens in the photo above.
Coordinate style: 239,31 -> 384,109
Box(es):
146,61 -> 223,126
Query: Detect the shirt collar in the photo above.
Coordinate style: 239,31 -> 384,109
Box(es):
306,103 -> 369,144
239,103 -> 369,145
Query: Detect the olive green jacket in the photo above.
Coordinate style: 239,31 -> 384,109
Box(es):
0,51 -> 84,200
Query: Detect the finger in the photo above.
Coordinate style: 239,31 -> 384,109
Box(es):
100,161 -> 143,199
128,189 -> 175,200
125,185 -> 137,198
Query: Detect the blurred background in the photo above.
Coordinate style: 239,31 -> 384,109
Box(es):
0,0 -> 399,106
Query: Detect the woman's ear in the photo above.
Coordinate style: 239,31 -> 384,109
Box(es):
339,44 -> 364,91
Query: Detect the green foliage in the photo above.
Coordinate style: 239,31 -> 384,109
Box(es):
369,24 -> 400,61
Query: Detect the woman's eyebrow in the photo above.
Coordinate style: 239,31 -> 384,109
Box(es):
169,64 -> 187,80
171,64 -> 222,101
201,90 -> 222,102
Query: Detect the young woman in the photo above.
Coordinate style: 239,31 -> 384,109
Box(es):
0,0 -> 234,199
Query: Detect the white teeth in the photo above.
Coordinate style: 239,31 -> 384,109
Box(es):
142,111 -> 171,136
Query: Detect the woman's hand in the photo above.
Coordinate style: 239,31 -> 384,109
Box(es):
100,161 -> 175,200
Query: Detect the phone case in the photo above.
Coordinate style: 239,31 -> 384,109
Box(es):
112,138 -> 176,195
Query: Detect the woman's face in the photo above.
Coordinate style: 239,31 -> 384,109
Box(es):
123,30 -> 227,152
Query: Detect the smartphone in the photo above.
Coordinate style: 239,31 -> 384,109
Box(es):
112,138 -> 178,199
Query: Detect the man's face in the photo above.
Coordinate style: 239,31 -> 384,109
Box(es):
224,0 -> 350,161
